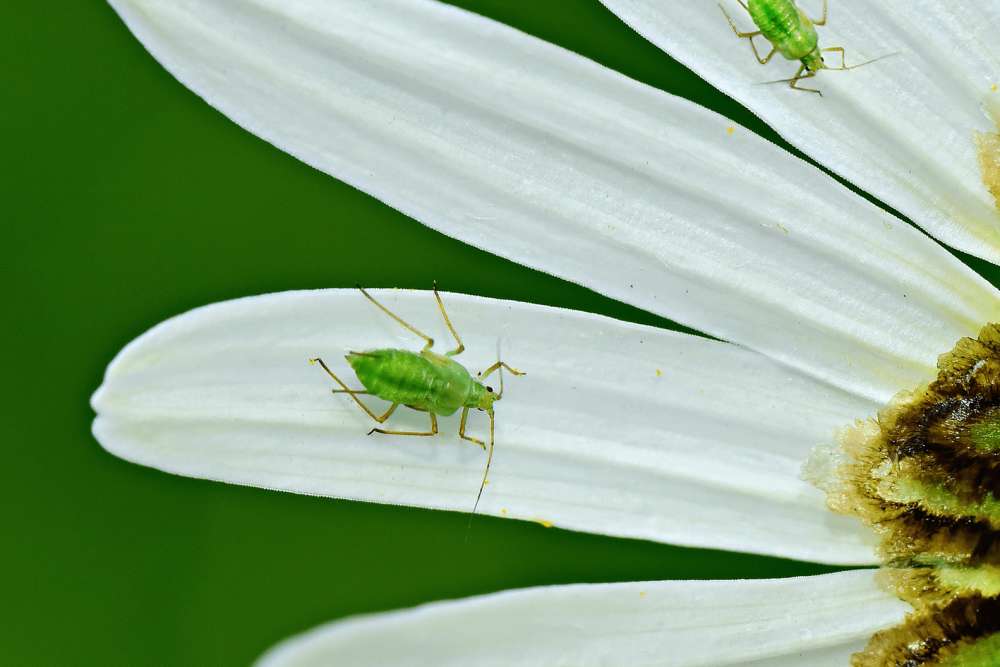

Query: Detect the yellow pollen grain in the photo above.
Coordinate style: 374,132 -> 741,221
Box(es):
533,518 -> 554,528
639,591 -> 647,598
726,125 -> 735,136
655,368 -> 663,377
500,507 -> 508,516
992,83 -> 998,92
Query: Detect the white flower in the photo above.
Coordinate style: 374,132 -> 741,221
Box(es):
94,1 -> 1000,664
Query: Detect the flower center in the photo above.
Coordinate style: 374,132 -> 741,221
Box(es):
807,324 -> 1000,665
977,101 -> 1000,211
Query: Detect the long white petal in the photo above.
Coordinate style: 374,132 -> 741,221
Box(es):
107,0 -> 1000,402
601,0 -> 1000,263
257,569 -> 908,667
92,290 -> 879,563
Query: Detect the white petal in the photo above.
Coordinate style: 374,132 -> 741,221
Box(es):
601,0 -> 1000,263
108,0 -> 1000,402
93,289 -> 879,563
256,569 -> 909,667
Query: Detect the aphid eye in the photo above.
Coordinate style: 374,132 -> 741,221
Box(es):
486,386 -> 494,393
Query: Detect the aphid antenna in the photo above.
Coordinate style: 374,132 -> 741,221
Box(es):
464,406 -> 495,544
496,337 -> 505,398
755,51 -> 898,86
472,409 -> 495,517
466,347 -> 502,542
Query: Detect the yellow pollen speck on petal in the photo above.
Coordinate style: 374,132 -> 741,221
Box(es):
533,518 -> 554,528
775,223 -> 790,234
639,591 -> 647,598
500,507 -> 508,516
655,368 -> 662,377
992,83 -> 998,93
726,125 -> 735,136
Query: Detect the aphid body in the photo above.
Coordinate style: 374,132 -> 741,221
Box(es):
346,348 -> 496,418
311,284 -> 523,513
747,0 -> 823,72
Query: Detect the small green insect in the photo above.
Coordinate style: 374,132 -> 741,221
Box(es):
720,0 -> 885,95
310,284 -> 524,514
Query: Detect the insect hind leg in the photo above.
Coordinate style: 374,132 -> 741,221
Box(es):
750,43 -> 777,65
719,3 -> 759,37
719,4 -> 776,65
809,0 -> 828,26
432,281 -> 465,357
357,286 -> 435,352
369,412 -> 438,437
311,357 -> 397,422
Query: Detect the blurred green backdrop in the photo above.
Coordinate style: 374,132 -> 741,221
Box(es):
7,2 -> 987,664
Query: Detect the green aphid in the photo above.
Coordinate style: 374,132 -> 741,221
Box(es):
310,284 -> 524,514
720,0 -> 887,95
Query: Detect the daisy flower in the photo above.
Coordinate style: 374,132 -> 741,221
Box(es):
93,1 -> 1000,664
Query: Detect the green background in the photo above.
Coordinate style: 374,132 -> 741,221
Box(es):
5,2 -> 989,664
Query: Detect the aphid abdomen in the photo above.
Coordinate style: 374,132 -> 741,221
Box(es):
748,0 -> 818,60
347,349 -> 469,416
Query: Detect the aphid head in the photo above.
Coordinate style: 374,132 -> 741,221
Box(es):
476,383 -> 500,411
803,49 -> 824,73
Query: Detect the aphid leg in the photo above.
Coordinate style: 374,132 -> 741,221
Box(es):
822,47 -> 900,72
808,0 -> 828,26
458,407 -> 486,450
478,361 -> 526,379
719,4 -> 776,65
822,46 -> 847,69
357,286 -> 435,352
432,281 -> 465,357
751,44 -> 778,66
370,403 -> 400,423
823,46 -> 895,72
369,411 -> 438,437
311,357 -> 397,422
719,3 -> 759,37
788,64 -> 822,95
478,361 -> 525,399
